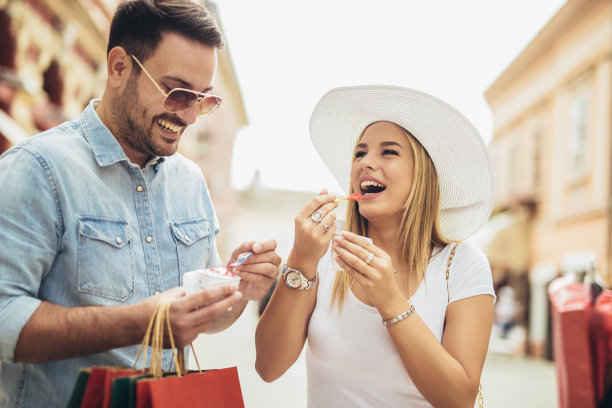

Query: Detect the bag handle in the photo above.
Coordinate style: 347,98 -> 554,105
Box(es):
132,302 -> 203,378
445,243 -> 484,408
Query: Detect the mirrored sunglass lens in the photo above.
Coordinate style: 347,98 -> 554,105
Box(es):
164,89 -> 198,112
197,96 -> 221,116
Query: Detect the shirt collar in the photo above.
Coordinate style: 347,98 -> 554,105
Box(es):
80,99 -> 164,169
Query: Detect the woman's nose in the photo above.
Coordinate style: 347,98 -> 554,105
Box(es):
359,153 -> 377,169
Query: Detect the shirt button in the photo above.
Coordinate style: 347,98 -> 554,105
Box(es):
146,236 -> 152,243
115,237 -> 122,244
185,236 -> 190,242
154,290 -> 161,295
136,185 -> 143,192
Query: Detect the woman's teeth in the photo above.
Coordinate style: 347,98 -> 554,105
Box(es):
158,119 -> 180,133
360,180 -> 386,193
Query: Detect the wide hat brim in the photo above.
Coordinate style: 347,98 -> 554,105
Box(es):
309,85 -> 495,241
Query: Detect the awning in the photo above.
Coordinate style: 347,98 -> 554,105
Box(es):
0,109 -> 29,145
467,210 -> 530,273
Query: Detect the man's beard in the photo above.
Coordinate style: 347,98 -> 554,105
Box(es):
112,75 -> 185,160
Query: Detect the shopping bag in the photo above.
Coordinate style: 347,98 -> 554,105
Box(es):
119,302 -> 244,408
66,369 -> 91,408
549,281 -> 597,408
66,301 -> 244,408
135,367 -> 244,408
589,290 -> 612,405
110,374 -> 150,408
65,366 -> 142,408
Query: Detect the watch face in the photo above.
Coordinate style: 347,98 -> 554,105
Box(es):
285,271 -> 303,289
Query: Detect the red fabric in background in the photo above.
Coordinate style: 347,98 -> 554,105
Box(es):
549,283 -> 597,408
589,291 -> 612,402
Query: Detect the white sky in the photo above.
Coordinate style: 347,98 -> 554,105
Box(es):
217,0 -> 568,195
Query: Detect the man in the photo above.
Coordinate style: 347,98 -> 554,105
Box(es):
0,1 -> 280,406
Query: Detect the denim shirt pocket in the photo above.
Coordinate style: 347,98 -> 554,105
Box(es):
77,217 -> 135,301
170,217 -> 212,277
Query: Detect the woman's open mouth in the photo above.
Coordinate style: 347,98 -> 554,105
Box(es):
360,179 -> 386,199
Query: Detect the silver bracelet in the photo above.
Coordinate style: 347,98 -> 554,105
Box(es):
382,305 -> 416,326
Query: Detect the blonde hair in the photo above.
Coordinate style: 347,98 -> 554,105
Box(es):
331,123 -> 450,310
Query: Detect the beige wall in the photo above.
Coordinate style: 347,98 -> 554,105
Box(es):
485,0 -> 612,285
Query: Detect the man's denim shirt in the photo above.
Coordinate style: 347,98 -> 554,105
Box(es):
0,100 -> 222,407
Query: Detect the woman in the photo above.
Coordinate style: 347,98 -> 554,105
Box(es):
255,85 -> 496,407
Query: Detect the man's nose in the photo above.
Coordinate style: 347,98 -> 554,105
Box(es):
176,103 -> 199,125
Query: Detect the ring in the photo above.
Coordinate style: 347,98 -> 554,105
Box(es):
311,210 -> 323,223
320,220 -> 330,230
364,252 -> 375,264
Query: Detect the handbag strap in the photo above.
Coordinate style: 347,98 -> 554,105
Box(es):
445,243 -> 458,303
445,243 -> 484,408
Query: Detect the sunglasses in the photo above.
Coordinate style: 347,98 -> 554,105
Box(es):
130,54 -> 222,117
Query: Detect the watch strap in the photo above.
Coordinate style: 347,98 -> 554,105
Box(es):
281,264 -> 318,290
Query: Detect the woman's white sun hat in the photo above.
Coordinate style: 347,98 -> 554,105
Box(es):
309,85 -> 495,241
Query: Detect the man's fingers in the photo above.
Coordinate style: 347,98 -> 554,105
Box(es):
234,259 -> 277,273
252,238 -> 277,253
179,284 -> 239,311
172,290 -> 243,341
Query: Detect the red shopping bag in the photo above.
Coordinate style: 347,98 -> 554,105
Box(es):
135,367 -> 244,408
79,367 -> 142,408
131,302 -> 244,408
589,290 -> 612,403
67,302 -> 245,408
549,282 -> 597,408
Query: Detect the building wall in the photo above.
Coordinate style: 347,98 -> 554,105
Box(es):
0,0 -> 109,138
486,0 -> 612,285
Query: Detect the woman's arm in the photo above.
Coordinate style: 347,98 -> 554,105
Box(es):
255,192 -> 337,382
254,256 -> 319,382
383,295 -> 493,408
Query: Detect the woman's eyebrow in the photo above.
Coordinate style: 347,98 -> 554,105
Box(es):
356,141 -> 403,149
380,141 -> 403,148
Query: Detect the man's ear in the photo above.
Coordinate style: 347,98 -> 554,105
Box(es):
107,47 -> 133,90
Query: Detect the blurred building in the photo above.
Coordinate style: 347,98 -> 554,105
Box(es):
484,0 -> 611,356
0,0 -> 247,259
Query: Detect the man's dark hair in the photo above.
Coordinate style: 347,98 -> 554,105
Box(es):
107,0 -> 224,63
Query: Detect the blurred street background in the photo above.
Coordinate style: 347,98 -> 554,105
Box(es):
1,0 -> 611,406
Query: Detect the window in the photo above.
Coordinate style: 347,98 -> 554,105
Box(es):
567,84 -> 590,180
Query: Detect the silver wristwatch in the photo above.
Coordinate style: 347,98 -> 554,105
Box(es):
281,264 -> 318,290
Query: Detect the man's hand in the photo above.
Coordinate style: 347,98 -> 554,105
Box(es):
144,285 -> 243,348
228,239 -> 281,301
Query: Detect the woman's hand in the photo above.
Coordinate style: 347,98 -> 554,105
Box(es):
289,190 -> 338,267
332,231 -> 404,310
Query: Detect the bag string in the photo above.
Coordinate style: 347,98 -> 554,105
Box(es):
133,301 -> 203,378
445,242 -> 484,408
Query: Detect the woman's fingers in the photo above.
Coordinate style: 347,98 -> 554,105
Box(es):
333,243 -> 375,272
333,232 -> 377,262
297,193 -> 337,221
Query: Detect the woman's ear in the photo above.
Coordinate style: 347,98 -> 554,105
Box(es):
106,47 -> 133,90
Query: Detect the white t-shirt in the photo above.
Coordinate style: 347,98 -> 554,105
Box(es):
306,242 -> 496,408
